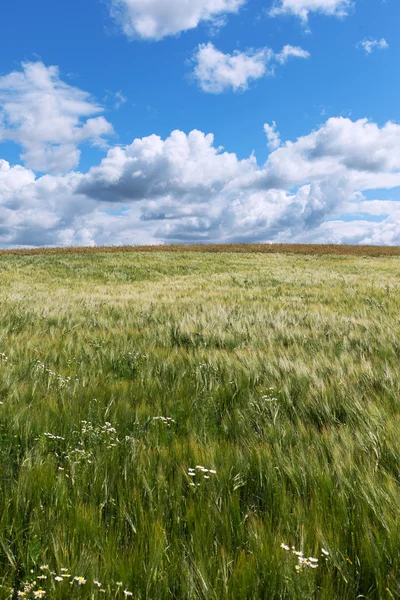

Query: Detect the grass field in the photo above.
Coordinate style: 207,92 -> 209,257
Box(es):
0,249 -> 399,599
1,243 -> 400,257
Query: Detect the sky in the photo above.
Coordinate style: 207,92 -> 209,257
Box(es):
0,0 -> 399,247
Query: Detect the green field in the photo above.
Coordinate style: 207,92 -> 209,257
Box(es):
0,250 -> 399,599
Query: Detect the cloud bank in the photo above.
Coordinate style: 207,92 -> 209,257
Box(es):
2,117 -> 400,247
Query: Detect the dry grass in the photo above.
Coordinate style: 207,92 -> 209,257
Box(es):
0,243 -> 400,258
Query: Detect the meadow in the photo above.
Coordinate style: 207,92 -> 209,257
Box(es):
0,248 -> 399,599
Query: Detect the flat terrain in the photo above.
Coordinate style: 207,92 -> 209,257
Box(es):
1,243 -> 400,257
0,250 -> 399,599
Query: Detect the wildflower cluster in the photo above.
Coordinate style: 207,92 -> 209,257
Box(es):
79,421 -> 118,442
34,360 -> 79,388
80,421 -> 117,435
5,565 -> 135,598
0,352 -> 9,363
9,566 -> 49,598
152,416 -> 176,427
43,432 -> 65,441
67,421 -> 119,465
41,420 -> 120,473
187,465 -> 217,487
280,543 -> 329,571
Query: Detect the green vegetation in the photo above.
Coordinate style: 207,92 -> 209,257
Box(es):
0,250 -> 399,599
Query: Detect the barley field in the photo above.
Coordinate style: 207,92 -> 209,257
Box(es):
0,249 -> 399,599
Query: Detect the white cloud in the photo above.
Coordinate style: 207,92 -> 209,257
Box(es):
0,159 -> 94,246
263,117 -> 400,191
0,62 -> 114,174
193,42 -> 310,93
269,0 -> 352,23
193,43 -> 271,93
264,122 -> 281,150
2,117 -> 400,247
110,0 -> 245,40
357,38 -> 389,55
79,128 -> 257,201
275,45 -> 311,64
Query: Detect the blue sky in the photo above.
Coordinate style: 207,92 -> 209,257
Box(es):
0,0 -> 399,247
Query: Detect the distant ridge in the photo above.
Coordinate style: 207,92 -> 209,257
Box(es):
0,243 -> 400,257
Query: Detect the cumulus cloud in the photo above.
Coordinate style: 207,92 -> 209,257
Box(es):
193,42 -> 310,93
262,117 -> 400,190
109,0 -> 245,40
357,38 -> 389,55
78,128 -> 258,202
0,159 -> 95,246
269,0 -> 352,23
0,62 -> 114,174
2,117 -> 400,247
193,44 -> 271,93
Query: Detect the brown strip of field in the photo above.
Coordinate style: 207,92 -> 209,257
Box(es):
0,243 -> 400,257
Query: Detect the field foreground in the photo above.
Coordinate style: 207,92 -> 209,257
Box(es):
0,251 -> 399,599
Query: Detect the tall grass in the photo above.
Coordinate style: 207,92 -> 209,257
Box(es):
0,251 -> 399,599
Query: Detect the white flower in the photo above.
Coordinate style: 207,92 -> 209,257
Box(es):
74,576 -> 86,585
308,557 -> 318,563
321,548 -> 329,556
124,591 -> 133,597
94,580 -> 101,587
33,590 -> 46,598
55,576 -> 63,582
209,469 -> 217,474
280,543 -> 290,551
